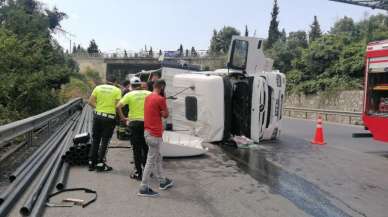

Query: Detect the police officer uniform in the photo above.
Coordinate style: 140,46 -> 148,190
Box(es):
89,82 -> 121,171
118,77 -> 151,180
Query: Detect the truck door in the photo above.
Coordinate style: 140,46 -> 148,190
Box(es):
250,76 -> 266,142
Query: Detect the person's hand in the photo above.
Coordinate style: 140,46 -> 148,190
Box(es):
121,117 -> 128,124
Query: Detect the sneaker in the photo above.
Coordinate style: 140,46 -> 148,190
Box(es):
96,163 -> 113,172
130,171 -> 142,181
137,186 -> 160,197
88,162 -> 95,171
88,164 -> 95,171
159,178 -> 174,190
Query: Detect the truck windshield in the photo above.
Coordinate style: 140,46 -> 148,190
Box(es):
230,40 -> 248,70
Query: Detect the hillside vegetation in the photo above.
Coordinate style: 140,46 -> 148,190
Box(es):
266,14 -> 388,94
0,0 -> 100,125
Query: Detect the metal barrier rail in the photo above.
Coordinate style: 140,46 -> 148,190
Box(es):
0,98 -> 83,145
284,107 -> 362,124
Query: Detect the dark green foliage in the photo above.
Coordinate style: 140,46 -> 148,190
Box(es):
280,28 -> 286,42
149,46 -> 153,57
309,16 -> 322,43
87,39 -> 99,54
0,0 -> 77,124
245,25 -> 249,37
209,26 -> 240,55
191,46 -> 197,57
178,44 -> 183,57
45,7 -> 67,30
288,31 -> 308,49
266,0 -> 280,49
266,14 -> 388,94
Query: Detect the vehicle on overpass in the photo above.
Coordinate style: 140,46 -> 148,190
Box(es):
363,40 -> 388,142
161,36 -> 286,144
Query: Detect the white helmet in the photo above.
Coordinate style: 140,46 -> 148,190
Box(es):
130,77 -> 141,85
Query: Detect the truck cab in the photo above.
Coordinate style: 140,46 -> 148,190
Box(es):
162,36 -> 286,143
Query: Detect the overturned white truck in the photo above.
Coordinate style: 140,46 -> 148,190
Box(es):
161,36 -> 286,146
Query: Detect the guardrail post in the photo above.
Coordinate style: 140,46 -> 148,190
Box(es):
47,120 -> 51,136
27,131 -> 33,146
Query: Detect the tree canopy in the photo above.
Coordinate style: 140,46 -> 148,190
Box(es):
87,39 -> 99,54
266,0 -> 280,49
265,14 -> 388,94
0,0 -> 77,124
309,16 -> 322,43
209,26 -> 240,55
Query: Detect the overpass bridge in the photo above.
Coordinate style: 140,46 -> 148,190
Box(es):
0,99 -> 388,217
72,53 -> 226,82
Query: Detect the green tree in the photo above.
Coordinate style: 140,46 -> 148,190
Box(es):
245,25 -> 249,37
45,7 -> 67,31
266,0 -> 281,49
191,46 -> 198,57
288,31 -> 308,49
309,16 -> 322,43
0,0 -> 77,123
331,16 -> 356,35
209,26 -> 240,55
178,44 -> 183,57
159,49 -> 162,56
267,40 -> 293,73
185,49 -> 189,57
209,30 -> 222,55
149,46 -> 153,57
87,39 -> 99,54
280,28 -> 287,42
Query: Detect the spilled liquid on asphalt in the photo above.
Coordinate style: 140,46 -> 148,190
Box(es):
218,139 -> 357,217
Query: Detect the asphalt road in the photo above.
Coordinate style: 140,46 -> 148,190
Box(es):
220,118 -> 388,217
9,117 -> 388,217
44,136 -> 308,217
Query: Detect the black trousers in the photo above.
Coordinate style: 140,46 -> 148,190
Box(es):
89,114 -> 116,166
128,121 -> 148,174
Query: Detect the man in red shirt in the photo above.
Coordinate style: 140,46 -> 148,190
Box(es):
138,80 -> 174,197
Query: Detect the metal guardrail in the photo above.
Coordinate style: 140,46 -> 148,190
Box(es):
0,98 -> 83,145
284,107 -> 362,124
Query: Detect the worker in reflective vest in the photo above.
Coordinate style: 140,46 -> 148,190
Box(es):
117,77 -> 151,180
88,77 -> 122,172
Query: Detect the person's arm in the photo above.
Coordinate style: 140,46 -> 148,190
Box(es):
116,91 -> 127,123
116,102 -> 128,122
88,89 -> 97,108
160,97 -> 169,118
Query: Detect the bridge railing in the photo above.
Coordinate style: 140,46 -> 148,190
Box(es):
284,107 -> 362,125
0,98 -> 83,146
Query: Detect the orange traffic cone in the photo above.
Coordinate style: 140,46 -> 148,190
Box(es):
311,115 -> 326,145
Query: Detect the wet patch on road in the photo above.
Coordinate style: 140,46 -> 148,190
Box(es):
218,141 -> 366,217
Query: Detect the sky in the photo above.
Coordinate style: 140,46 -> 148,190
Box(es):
39,0 -> 386,53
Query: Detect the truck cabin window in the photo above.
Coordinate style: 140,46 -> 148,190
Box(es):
230,40 -> 248,70
185,96 -> 198,121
